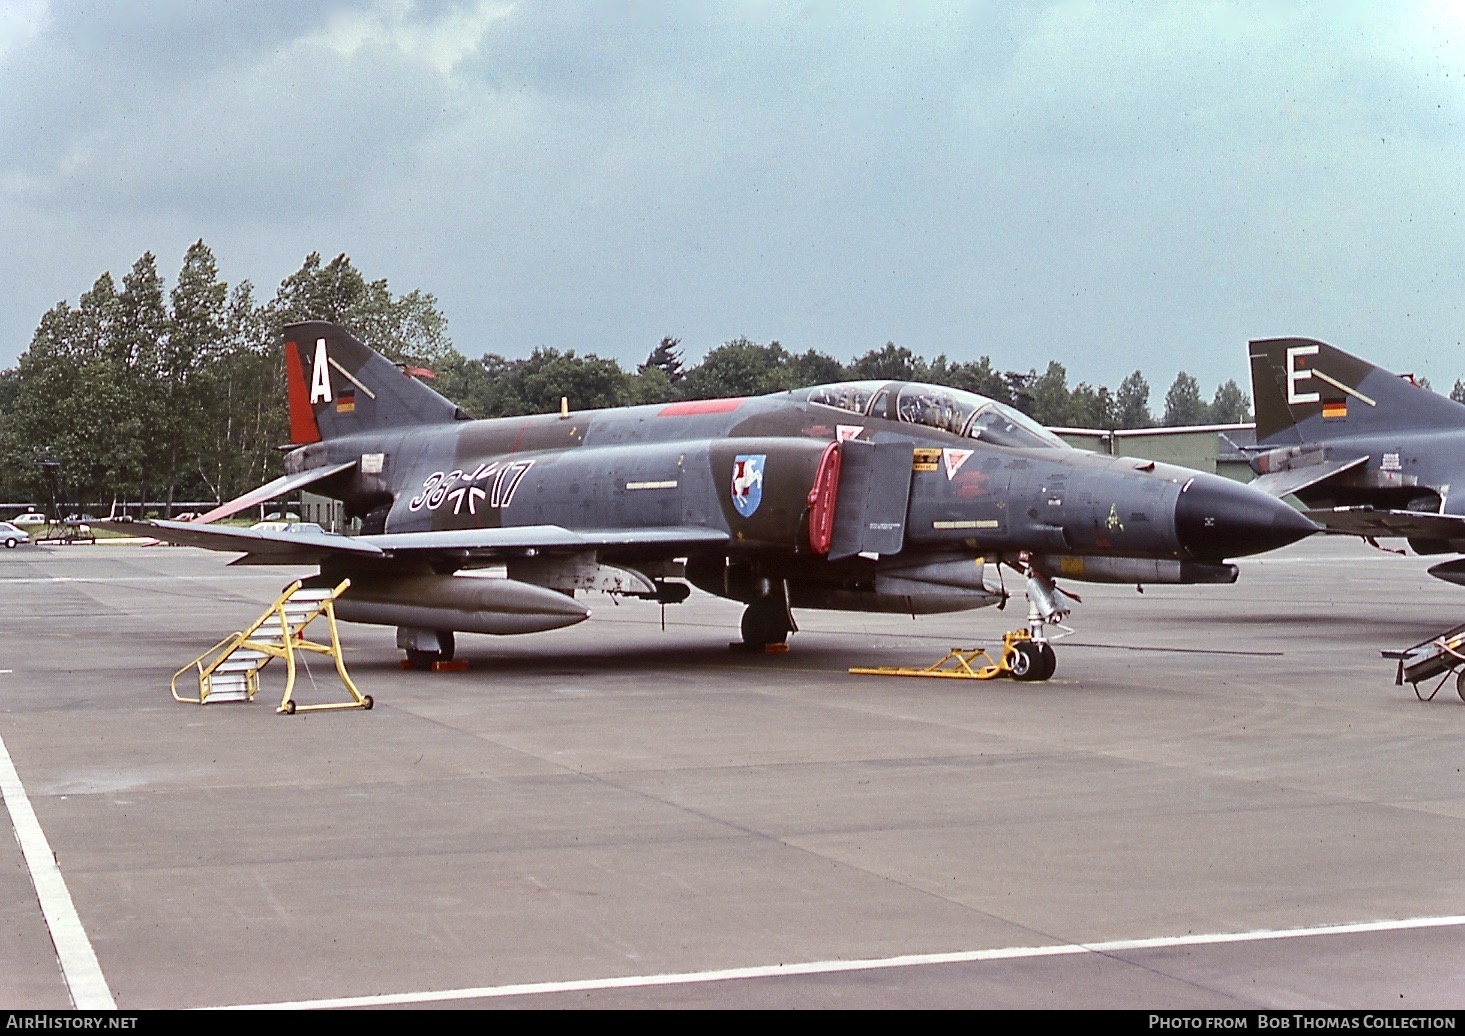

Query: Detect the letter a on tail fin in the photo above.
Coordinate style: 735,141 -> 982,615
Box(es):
282,321 -> 466,444
1249,337 -> 1465,446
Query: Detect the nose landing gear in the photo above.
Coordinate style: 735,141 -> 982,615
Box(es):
848,561 -> 1071,683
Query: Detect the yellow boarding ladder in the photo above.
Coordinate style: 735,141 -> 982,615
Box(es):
171,579 -> 372,714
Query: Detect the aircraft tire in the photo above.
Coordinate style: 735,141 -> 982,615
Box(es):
1456,670 -> 1465,703
1010,642 -> 1043,682
405,649 -> 441,670
436,630 -> 456,662
740,601 -> 790,647
1038,643 -> 1057,681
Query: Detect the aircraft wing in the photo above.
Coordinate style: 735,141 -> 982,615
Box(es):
96,518 -> 730,565
366,526 -> 730,552
1247,455 -> 1369,499
1302,506 -> 1465,541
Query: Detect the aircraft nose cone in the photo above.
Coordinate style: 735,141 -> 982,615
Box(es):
1174,473 -> 1318,560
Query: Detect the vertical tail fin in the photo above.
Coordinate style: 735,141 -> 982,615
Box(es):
1249,337 -> 1465,445
282,321 -> 464,443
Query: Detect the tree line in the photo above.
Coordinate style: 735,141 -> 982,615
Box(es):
0,242 -> 1258,512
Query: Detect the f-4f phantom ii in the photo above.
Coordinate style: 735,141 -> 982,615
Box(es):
1248,337 -> 1465,585
111,322 -> 1315,677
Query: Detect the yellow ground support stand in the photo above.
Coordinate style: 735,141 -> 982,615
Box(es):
849,629 -> 1035,680
171,579 -> 372,714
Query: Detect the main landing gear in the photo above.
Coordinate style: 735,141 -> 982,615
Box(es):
736,580 -> 797,652
398,627 -> 456,669
740,598 -> 792,648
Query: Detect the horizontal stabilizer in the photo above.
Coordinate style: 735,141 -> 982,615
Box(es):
187,461 -> 359,525
1302,506 -> 1465,541
1247,455 -> 1368,499
94,517 -> 383,564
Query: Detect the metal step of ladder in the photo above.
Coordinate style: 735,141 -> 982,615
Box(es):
172,580 -> 372,714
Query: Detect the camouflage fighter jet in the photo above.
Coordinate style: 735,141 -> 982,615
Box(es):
1248,337 -> 1465,585
108,322 -> 1315,677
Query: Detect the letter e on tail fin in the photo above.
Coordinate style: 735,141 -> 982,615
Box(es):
1250,336 -> 1465,445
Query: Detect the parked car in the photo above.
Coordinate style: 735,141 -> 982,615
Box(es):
13,512 -> 45,526
0,522 -> 30,548
283,522 -> 328,536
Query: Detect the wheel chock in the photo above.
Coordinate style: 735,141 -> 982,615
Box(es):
399,658 -> 470,672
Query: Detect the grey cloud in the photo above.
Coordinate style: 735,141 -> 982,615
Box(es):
3,0 -> 1465,392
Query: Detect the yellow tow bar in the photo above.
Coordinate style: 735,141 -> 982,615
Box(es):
849,629 -> 1040,680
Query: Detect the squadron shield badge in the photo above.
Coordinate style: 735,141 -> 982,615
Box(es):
731,454 -> 766,518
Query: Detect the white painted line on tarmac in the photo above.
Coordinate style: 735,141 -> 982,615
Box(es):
0,733 -> 116,1010
218,913 -> 1465,1010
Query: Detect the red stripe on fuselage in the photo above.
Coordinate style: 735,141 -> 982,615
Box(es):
657,398 -> 747,416
283,340 -> 322,444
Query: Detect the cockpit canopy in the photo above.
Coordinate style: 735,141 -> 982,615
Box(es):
799,381 -> 1070,450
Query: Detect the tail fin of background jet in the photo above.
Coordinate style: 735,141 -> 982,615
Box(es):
283,321 -> 466,444
1249,337 -> 1465,445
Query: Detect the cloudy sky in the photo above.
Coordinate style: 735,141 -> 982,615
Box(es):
2,0 -> 1463,395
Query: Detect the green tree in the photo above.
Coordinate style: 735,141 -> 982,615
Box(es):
5,273 -> 144,508
1208,379 -> 1251,424
470,348 -> 631,417
115,253 -> 171,507
1115,371 -> 1152,429
270,252 -> 457,372
1068,383 -> 1116,429
678,337 -> 799,399
641,336 -> 685,383
628,364 -> 676,406
160,241 -> 229,511
1451,379 -> 1465,404
849,341 -> 918,382
1162,371 -> 1208,426
1027,362 -> 1072,426
926,355 -> 1013,406
4,302 -> 83,506
787,348 -> 846,387
194,280 -> 287,501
